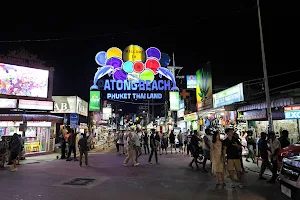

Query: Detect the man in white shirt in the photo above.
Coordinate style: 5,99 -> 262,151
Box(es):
268,131 -> 281,183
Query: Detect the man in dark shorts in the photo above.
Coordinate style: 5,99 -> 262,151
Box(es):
9,133 -> 21,172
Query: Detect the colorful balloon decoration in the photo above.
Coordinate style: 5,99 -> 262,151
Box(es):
95,51 -> 107,66
146,47 -> 161,60
140,69 -> 155,83
92,45 -> 173,86
113,69 -> 127,81
133,61 -> 144,73
107,47 -> 122,59
123,61 -> 134,73
159,52 -> 171,67
123,45 -> 146,62
106,57 -> 123,69
145,58 -> 160,74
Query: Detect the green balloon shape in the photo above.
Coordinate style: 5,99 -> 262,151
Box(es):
140,69 -> 154,82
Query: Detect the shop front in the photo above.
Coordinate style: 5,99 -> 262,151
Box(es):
0,114 -> 62,154
241,107 -> 299,143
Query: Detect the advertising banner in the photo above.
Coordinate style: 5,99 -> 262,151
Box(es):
196,65 -> 213,111
89,91 -> 100,111
213,83 -> 244,108
0,98 -> 17,109
186,75 -> 197,88
0,63 -> 49,98
244,108 -> 284,120
18,99 -> 53,111
169,91 -> 180,111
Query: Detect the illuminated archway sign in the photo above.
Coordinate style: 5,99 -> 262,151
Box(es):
91,45 -> 177,100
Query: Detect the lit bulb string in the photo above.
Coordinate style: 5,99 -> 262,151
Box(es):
0,8 -> 256,43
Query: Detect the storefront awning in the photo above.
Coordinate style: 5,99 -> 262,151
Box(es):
237,97 -> 294,112
0,114 -> 63,123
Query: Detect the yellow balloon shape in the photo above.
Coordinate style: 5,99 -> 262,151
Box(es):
106,47 -> 122,59
123,45 -> 146,62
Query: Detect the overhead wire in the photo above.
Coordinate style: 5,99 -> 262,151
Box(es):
0,7 -> 257,43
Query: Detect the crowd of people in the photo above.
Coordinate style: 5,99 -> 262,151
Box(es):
112,126 -> 293,190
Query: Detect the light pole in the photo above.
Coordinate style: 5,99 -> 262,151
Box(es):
257,0 -> 273,132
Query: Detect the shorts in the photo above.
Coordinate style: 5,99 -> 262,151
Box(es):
178,143 -> 183,147
10,152 -> 18,160
227,159 -> 242,171
203,149 -> 210,160
184,141 -> 188,145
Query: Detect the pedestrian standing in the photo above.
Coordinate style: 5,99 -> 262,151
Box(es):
223,128 -> 244,189
202,129 -> 212,172
211,132 -> 226,186
9,133 -> 21,172
148,129 -> 158,164
189,130 -> 200,170
161,133 -> 168,155
67,129 -> 78,161
142,129 -> 149,154
78,133 -> 89,166
177,130 -> 183,154
258,132 -> 271,180
118,130 -> 125,155
169,130 -> 176,154
134,130 -> 142,163
123,131 -> 138,166
267,131 -> 281,183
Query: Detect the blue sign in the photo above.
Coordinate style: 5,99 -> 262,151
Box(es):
186,75 -> 197,88
70,113 -> 79,128
285,110 -> 300,119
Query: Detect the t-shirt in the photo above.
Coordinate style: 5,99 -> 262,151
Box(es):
223,137 -> 242,159
78,137 -> 88,151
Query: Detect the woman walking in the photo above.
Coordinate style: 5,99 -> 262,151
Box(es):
211,131 -> 226,186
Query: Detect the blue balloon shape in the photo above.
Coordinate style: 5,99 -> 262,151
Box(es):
95,51 -> 107,66
159,53 -> 171,67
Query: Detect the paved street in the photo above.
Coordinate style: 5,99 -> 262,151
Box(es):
0,152 -> 291,200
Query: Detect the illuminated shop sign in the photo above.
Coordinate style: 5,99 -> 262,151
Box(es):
91,45 -> 177,100
213,83 -> 244,108
184,112 -> 198,121
284,106 -> 300,119
18,99 -> 53,111
0,98 -> 17,109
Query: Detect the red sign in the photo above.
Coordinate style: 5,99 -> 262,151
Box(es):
284,106 -> 300,111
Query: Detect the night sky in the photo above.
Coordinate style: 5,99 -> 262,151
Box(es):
0,1 -> 299,114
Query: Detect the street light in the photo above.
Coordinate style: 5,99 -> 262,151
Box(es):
257,0 -> 273,132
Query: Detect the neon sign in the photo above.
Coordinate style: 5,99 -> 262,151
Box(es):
91,45 -> 176,100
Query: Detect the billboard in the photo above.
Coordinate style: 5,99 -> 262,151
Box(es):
0,63 -> 49,98
89,91 -> 100,111
284,106 -> 300,119
169,91 -> 180,111
186,75 -> 197,88
213,83 -> 244,108
91,45 -> 177,100
52,96 -> 88,116
196,66 -> 213,111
